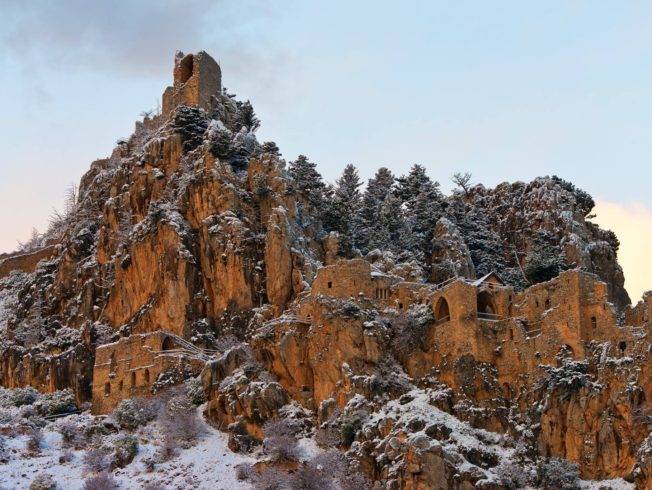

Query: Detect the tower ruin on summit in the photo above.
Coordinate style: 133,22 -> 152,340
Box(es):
162,51 -> 222,114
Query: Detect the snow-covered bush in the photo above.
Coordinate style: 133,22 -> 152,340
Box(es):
154,434 -> 178,463
26,427 -> 43,453
112,433 -> 138,468
34,389 -> 76,416
539,359 -> 600,399
83,446 -> 111,473
9,386 -> 39,407
29,473 -> 58,490
495,460 -> 532,489
536,457 -> 580,490
158,392 -> 201,448
262,416 -> 303,462
184,376 -> 206,405
112,397 -> 158,431
82,472 -> 118,490
58,419 -> 83,448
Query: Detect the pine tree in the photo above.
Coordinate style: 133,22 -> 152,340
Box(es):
323,164 -> 363,256
357,167 -> 398,253
288,155 -> 326,215
396,165 -> 444,260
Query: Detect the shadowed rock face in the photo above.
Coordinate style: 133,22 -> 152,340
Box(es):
0,51 -> 647,489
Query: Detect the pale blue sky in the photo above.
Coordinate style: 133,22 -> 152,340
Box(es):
1,1 -> 650,297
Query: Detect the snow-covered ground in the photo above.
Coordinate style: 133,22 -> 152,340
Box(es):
0,408 -> 256,489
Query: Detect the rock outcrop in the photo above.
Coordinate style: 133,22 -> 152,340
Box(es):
0,50 -> 648,489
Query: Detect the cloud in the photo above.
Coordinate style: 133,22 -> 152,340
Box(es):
593,200 -> 652,302
0,0 -> 286,77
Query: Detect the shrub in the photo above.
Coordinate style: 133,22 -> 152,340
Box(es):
173,106 -> 208,153
184,377 -> 206,405
314,427 -> 341,448
0,436 -> 9,463
35,389 -> 76,416
112,433 -> 138,468
83,446 -> 111,473
29,473 -> 58,490
235,463 -> 254,481
59,448 -> 74,463
112,398 -> 158,431
158,393 -> 201,448
11,387 -> 39,407
27,428 -> 43,453
389,305 -> 433,355
250,467 -> 288,490
536,457 -> 580,490
496,460 -> 532,489
290,462 -> 332,490
154,434 -> 177,462
340,423 -> 355,448
58,420 -> 82,448
142,482 -> 166,490
82,472 -> 118,490
262,417 -> 302,462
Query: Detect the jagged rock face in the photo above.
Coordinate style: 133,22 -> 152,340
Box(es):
430,217 -> 476,283
532,344 -> 652,483
448,178 -> 630,308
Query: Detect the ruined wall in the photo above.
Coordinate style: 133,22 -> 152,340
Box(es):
311,259 -> 398,304
0,246 -> 57,279
162,51 -> 222,114
91,332 -> 202,414
623,292 -> 652,328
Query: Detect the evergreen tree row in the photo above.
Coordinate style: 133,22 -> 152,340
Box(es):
287,157 -> 445,263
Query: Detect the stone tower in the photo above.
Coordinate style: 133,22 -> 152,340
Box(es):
162,51 -> 222,115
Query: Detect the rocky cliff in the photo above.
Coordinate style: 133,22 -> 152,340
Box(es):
0,51 -> 648,489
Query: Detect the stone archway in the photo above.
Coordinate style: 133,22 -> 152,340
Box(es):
477,290 -> 496,315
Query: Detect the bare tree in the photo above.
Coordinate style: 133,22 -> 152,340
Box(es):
452,172 -> 473,194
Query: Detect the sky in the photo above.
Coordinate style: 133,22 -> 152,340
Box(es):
0,1 -> 650,300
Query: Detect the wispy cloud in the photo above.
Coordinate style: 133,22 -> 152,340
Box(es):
0,0 -> 289,78
593,200 -> 652,303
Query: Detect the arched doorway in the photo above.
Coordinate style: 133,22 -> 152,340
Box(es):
477,291 -> 496,315
435,297 -> 450,322
162,337 -> 175,351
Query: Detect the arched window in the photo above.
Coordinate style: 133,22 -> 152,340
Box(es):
130,371 -> 136,387
118,380 -> 124,391
104,382 -> 111,396
144,369 -> 150,384
591,316 -> 597,330
435,297 -> 450,322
